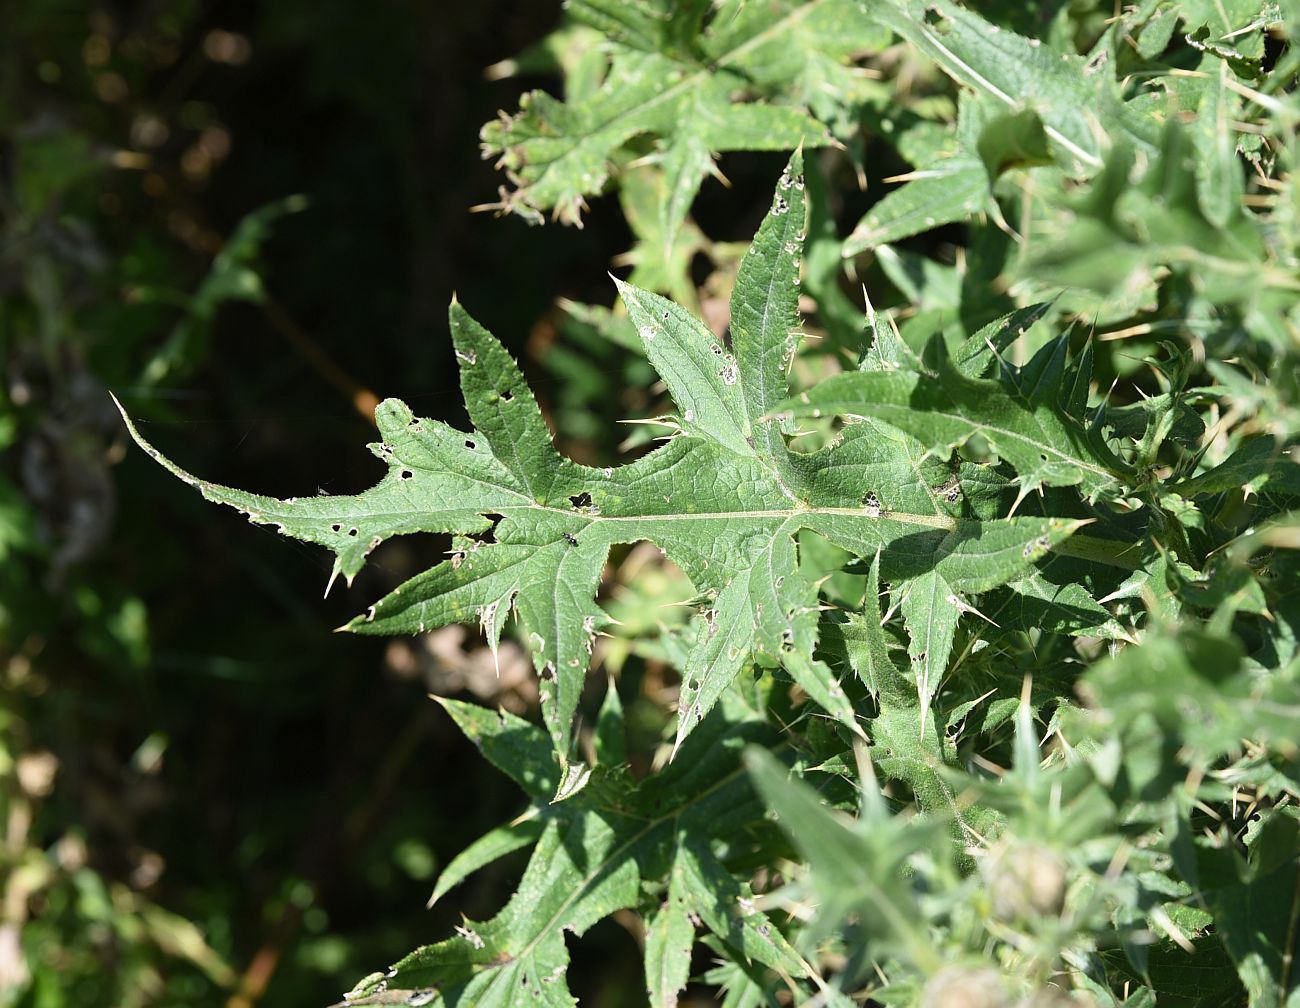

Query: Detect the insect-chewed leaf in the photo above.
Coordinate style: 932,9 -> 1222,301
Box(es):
120,153 -> 1104,796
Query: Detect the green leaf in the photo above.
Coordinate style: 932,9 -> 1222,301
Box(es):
974,106 -> 1054,178
1206,811 -> 1300,1007
774,339 -> 1134,501
343,692 -> 806,1008
615,163 -> 713,309
1076,625 -> 1300,778
479,2 -> 866,226
645,862 -> 696,1008
122,156 -> 1090,782
817,562 -> 895,696
865,0 -> 1148,174
1137,4 -> 1181,60
566,0 -> 712,55
730,159 -> 809,470
1170,436 -> 1300,498
900,568 -> 957,715
843,154 -> 989,255
952,302 -> 1053,380
833,554 -> 991,827
140,195 -> 307,385
1015,120 -> 1269,317
744,748 -> 945,974
992,563 -> 1131,641
427,814 -> 546,909
438,699 -> 562,802
1195,60 -> 1244,230
593,676 -> 627,768
612,277 -> 753,458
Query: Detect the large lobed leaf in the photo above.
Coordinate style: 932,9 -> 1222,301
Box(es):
479,0 -> 883,230
118,153 -> 1100,794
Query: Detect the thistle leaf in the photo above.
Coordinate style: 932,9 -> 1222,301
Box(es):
479,2 -> 878,227
120,154 -> 1094,792
774,339 -> 1134,500
343,692 -> 806,1008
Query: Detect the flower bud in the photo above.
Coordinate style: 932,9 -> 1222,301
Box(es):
920,967 -> 1011,1008
982,841 -> 1068,921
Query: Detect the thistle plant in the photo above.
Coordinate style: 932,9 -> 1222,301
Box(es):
121,2 -> 1300,1005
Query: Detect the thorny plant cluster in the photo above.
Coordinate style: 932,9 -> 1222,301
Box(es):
124,2 -> 1300,1007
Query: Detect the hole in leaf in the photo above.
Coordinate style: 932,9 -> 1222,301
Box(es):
501,389 -> 513,401
466,439 -> 476,449
399,470 -> 414,480
923,7 -> 950,31
347,528 -> 359,537
569,492 -> 592,509
466,514 -> 504,547
331,524 -> 342,533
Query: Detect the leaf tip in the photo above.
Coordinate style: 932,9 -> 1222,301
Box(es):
551,759 -> 592,803
109,390 -> 145,445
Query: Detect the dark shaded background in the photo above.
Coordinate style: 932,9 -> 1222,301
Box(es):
0,2 -> 684,1005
